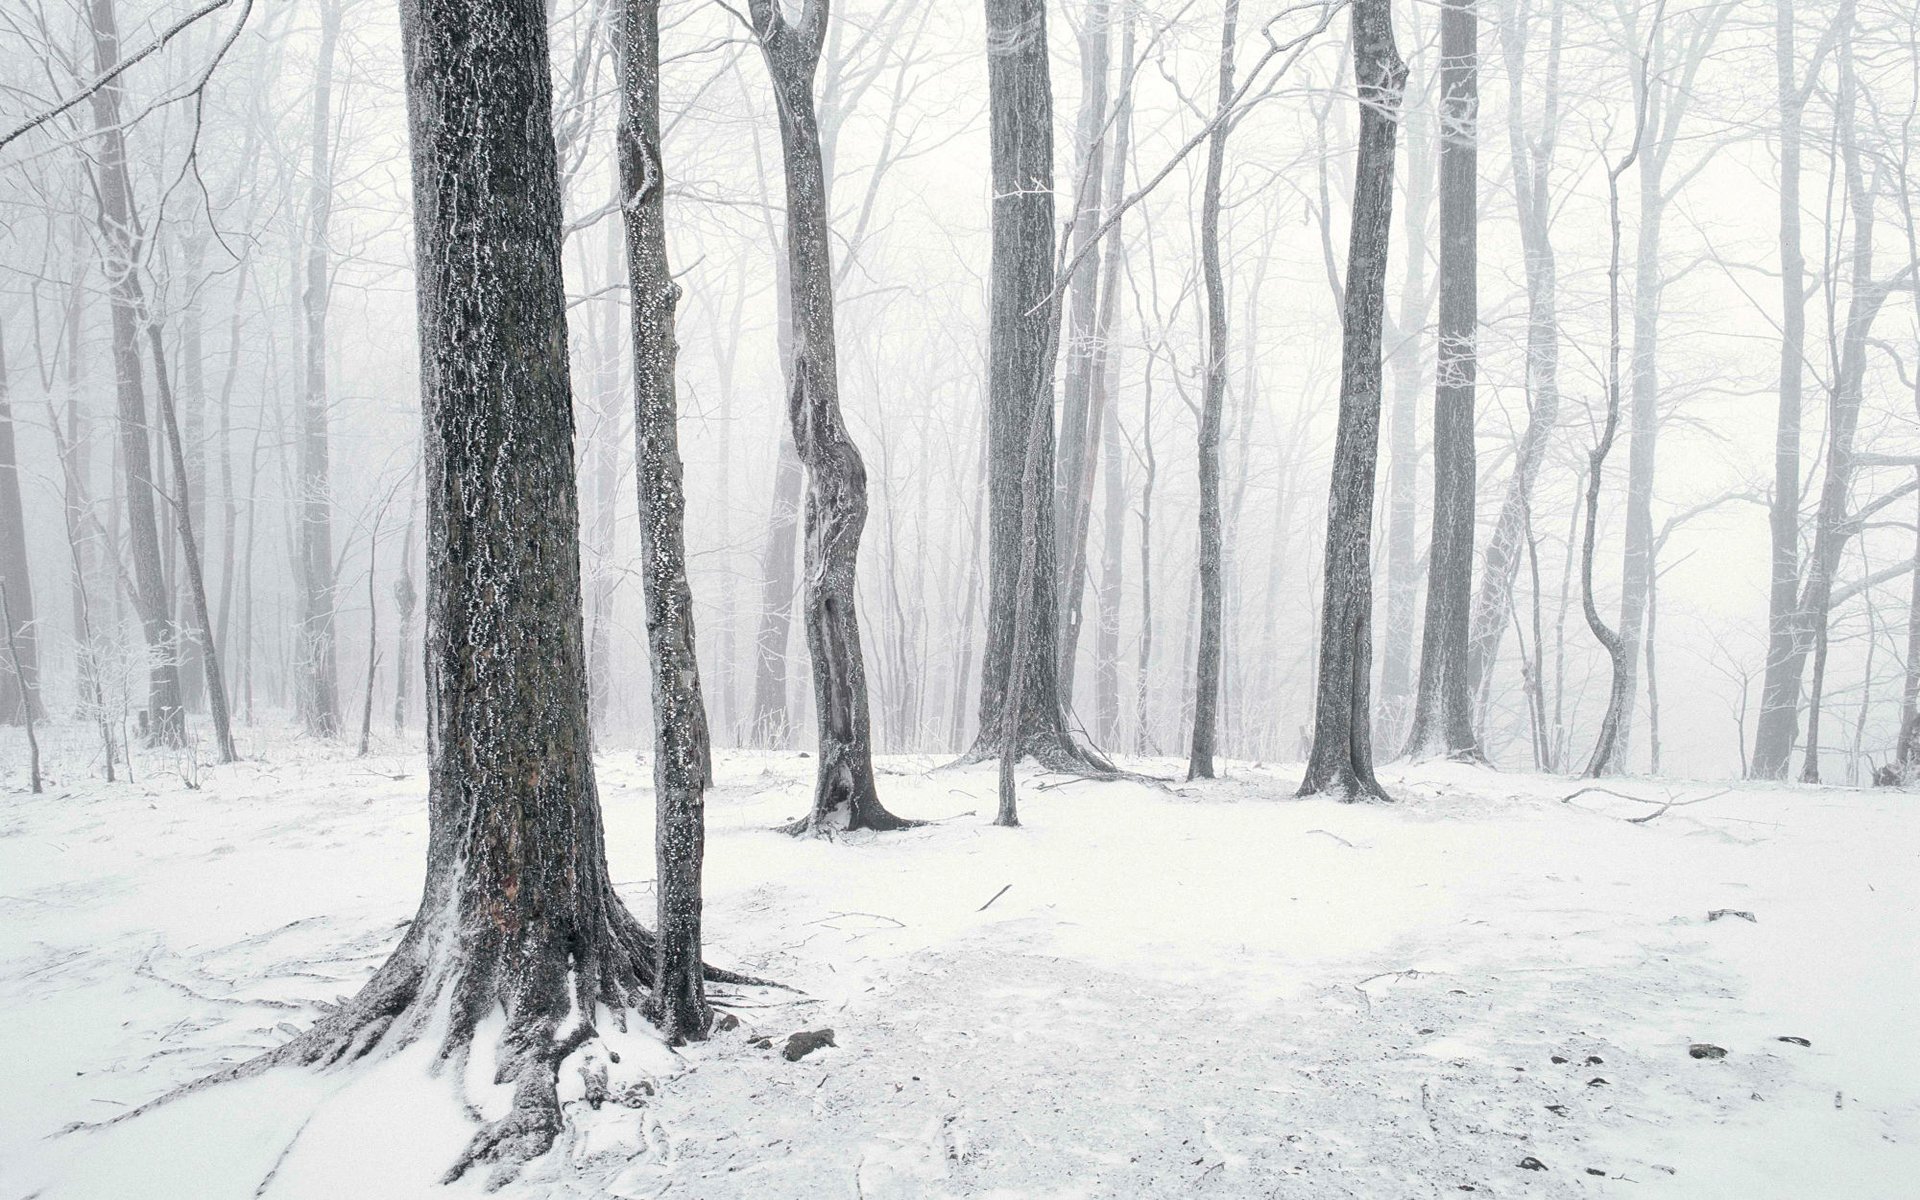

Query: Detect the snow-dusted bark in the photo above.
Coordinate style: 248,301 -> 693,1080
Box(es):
1188,0 -> 1239,781
1404,0 -> 1479,762
0,320 -> 40,726
971,0 -> 1115,776
296,0 -> 343,739
84,0 -> 184,747
618,0 -> 714,1041
196,2 -> 754,1178
749,0 -> 912,832
1465,0 -> 1562,730
1299,0 -> 1407,802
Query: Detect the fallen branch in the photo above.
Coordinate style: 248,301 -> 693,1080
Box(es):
977,884 -> 1012,912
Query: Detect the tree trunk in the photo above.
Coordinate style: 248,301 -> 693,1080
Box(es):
1751,0 -> 1811,779
0,320 -> 41,726
1299,0 -> 1407,801
750,0 -> 913,832
297,0 -> 344,739
1405,0 -> 1479,761
147,322 -> 237,763
84,0 -> 184,747
619,0 -> 715,1039
1799,17 -> 1878,784
971,0 -> 1114,775
226,3 -> 749,1177
1466,0 -> 1562,726
1188,0 -> 1239,780
1054,0 -> 1111,703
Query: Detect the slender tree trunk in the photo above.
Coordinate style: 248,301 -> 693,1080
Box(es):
1188,0 -> 1239,780
1134,348 -> 1157,753
0,321 -> 41,726
1896,479 -> 1920,775
147,323 -> 237,763
1299,0 -> 1407,801
588,204 -> 624,727
1579,33 -> 1655,777
1467,0 -> 1562,726
297,0 -> 343,739
358,518 -> 379,757
1405,0 -> 1479,761
1799,17 -> 1879,784
85,0 -> 184,747
1054,0 -> 1111,702
1752,0 -> 1810,779
619,0 -> 715,1039
0,583 -> 38,791
750,0 -> 912,832
392,488 -> 418,734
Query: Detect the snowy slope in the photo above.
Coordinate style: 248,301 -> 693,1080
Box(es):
1,726 -> 1915,1198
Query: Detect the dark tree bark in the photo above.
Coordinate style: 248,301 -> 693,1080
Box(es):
0,320 -> 41,726
1298,0 -> 1407,802
296,0 -> 343,739
1404,0 -> 1480,761
84,0 -> 184,747
1466,0 -> 1562,728
165,2 -> 755,1178
970,0 -> 1116,776
1188,0 -> 1239,780
618,0 -> 714,1041
748,0 -> 913,832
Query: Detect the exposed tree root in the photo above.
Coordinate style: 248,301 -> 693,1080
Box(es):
76,893 -> 783,1186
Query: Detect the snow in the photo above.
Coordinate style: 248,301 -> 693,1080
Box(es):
2,724 -> 1916,1197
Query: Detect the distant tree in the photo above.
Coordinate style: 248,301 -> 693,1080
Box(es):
0,318 -> 41,726
1299,0 -> 1409,801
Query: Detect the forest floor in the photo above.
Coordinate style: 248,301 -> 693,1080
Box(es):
1,724 -> 1915,1199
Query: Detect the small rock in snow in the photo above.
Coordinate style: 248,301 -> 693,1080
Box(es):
1551,1055 -> 1568,1064
1585,1168 -> 1606,1177
1689,1043 -> 1728,1060
783,1028 -> 836,1061
1777,1035 -> 1811,1047
1587,1077 -> 1609,1087
1518,1157 -> 1548,1171
1707,909 -> 1757,923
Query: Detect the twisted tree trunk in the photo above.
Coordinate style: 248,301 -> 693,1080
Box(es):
749,0 -> 913,832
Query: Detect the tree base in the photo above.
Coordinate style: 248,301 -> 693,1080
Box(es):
96,893 -> 777,1185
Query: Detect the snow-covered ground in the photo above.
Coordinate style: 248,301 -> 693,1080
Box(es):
1,725 -> 1915,1199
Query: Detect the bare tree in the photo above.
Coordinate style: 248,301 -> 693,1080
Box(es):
0,319 -> 40,726
748,0 -> 914,832
296,0 -> 344,738
1299,0 -> 1408,801
1189,0 -> 1241,780
1405,0 -> 1481,761
618,0 -> 716,1039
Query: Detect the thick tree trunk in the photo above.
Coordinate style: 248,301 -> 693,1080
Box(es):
1188,0 -> 1239,780
85,0 -> 184,747
1466,0 -> 1562,728
0,321 -> 41,726
1298,0 -> 1406,801
618,0 -> 714,1040
1751,0 -> 1810,779
1404,0 -> 1479,762
750,0 -> 913,832
970,0 -> 1115,775
297,0 -> 343,739
207,4 -> 751,1178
